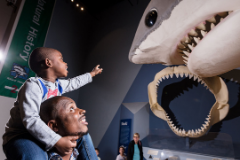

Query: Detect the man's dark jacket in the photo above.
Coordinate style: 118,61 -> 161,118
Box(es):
127,140 -> 143,160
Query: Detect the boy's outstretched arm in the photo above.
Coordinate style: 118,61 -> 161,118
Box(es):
90,65 -> 103,77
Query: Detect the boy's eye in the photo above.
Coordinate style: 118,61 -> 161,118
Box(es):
70,107 -> 74,111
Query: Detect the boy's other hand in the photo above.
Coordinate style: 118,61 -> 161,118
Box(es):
54,136 -> 78,156
90,65 -> 103,77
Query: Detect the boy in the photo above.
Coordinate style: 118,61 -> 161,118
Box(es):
40,96 -> 90,160
95,148 -> 101,160
116,146 -> 127,160
2,47 -> 102,160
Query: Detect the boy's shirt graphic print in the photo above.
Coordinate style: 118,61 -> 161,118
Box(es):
47,89 -> 58,99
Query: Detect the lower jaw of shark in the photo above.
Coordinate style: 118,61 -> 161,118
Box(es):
148,66 -> 229,138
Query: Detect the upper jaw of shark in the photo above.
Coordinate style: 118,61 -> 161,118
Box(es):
129,0 -> 240,77
148,66 -> 229,138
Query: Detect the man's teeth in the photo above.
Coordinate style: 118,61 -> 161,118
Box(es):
177,11 -> 231,64
81,118 -> 86,122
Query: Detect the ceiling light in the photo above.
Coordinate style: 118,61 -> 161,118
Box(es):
81,7 -> 84,11
71,0 -> 74,2
76,4 -> 79,7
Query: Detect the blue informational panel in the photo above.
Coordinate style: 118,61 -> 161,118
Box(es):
118,119 -> 132,155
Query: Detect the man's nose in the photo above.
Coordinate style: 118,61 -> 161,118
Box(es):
79,109 -> 86,115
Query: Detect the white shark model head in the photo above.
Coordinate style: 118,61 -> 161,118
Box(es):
129,0 -> 240,77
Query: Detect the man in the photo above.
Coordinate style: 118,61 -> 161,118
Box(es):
40,96 -> 89,160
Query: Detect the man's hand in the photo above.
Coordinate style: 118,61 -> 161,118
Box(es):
54,136 -> 78,156
90,65 -> 103,77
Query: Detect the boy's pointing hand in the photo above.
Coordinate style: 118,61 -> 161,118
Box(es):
90,65 -> 103,77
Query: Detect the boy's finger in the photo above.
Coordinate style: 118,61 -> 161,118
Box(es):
96,65 -> 100,68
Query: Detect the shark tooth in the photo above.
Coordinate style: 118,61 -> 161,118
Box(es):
170,73 -> 173,78
193,37 -> 200,44
196,22 -> 206,30
169,120 -> 173,124
210,23 -> 215,30
183,51 -> 190,57
178,43 -> 186,49
180,72 -> 184,78
200,30 -> 207,37
201,81 -> 204,85
175,73 -> 179,78
181,36 -> 191,44
207,16 -> 216,23
203,124 -> 208,129
201,127 -> 204,131
208,114 -> 211,118
188,44 -> 194,50
188,74 -> 193,79
165,74 -> 169,79
182,56 -> 188,61
198,129 -> 201,133
193,76 -> 198,81
206,117 -> 210,121
218,12 -> 228,18
159,78 -> 162,82
197,78 -> 201,83
162,76 -> 165,80
192,129 -> 195,136
184,73 -> 189,77
188,29 -> 198,37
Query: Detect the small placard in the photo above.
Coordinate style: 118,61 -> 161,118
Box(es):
153,158 -> 160,160
186,158 -> 195,160
147,150 -> 158,155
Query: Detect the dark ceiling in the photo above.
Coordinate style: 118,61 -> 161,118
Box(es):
66,0 -> 137,15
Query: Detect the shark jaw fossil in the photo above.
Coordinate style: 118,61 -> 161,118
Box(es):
129,0 -> 240,77
148,66 -> 229,138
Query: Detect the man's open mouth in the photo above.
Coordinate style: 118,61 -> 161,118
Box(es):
148,66 -> 229,138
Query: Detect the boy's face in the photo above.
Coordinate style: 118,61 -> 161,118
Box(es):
49,50 -> 68,78
133,135 -> 139,144
119,148 -> 124,155
56,97 -> 88,137
95,149 -> 99,156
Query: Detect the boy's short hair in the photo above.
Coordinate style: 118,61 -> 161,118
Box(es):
29,47 -> 56,75
119,146 -> 125,150
133,133 -> 140,138
95,148 -> 99,152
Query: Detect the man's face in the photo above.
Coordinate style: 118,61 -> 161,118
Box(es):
56,97 -> 88,137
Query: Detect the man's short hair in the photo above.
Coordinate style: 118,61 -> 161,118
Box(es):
29,47 -> 56,75
40,96 -> 62,124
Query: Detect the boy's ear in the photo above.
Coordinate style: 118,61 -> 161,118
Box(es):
45,58 -> 53,68
47,120 -> 58,132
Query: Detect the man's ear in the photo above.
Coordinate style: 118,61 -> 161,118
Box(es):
47,120 -> 58,132
45,58 -> 53,68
